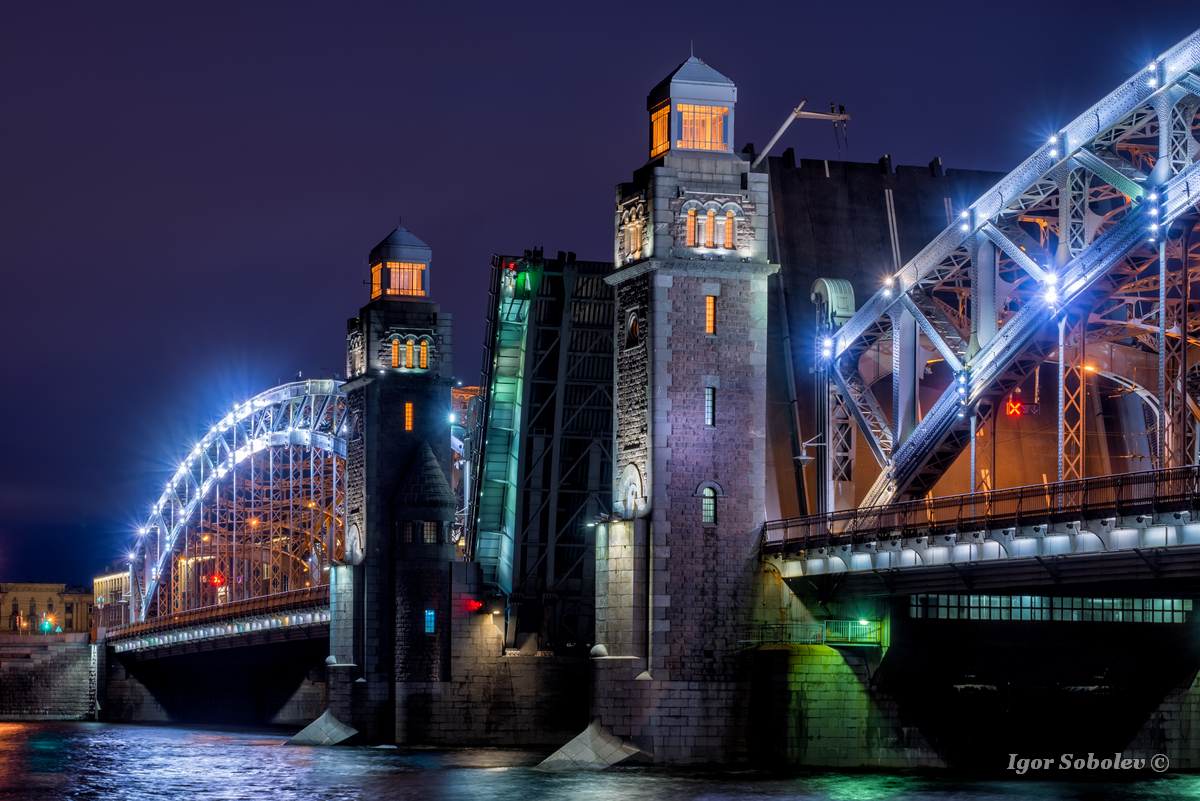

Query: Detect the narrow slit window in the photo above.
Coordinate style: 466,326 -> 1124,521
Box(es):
705,387 -> 716,426
371,264 -> 382,299
391,340 -> 399,368
705,296 -> 716,335
686,209 -> 696,247
420,341 -> 428,369
702,488 -> 717,524
405,402 -> 413,431
724,211 -> 735,249
705,210 -> 715,247
406,341 -> 414,368
424,609 -> 435,633
650,101 -> 669,158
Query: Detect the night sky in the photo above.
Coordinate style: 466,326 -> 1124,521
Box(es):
2,2 -> 1198,584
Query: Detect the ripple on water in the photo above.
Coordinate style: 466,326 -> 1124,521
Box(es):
0,723 -> 1198,801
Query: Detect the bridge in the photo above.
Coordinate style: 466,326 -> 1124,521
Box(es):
108,379 -> 345,651
92,29 -> 1200,765
782,32 -> 1200,556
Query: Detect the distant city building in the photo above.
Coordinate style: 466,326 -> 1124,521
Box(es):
0,583 -> 93,635
93,567 -> 131,629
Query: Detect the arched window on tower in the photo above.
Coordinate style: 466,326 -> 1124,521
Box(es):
701,487 -> 717,525
420,341 -> 428,369
406,340 -> 414,369
724,211 -> 735,249
705,210 -> 716,247
391,339 -> 399,368
686,209 -> 697,247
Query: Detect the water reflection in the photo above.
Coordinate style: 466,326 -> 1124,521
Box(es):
0,723 -> 1196,801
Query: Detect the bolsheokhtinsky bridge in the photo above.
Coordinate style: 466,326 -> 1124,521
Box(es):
110,31 -> 1200,648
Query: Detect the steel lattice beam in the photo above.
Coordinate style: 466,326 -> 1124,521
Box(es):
134,380 -> 347,622
825,31 -> 1200,510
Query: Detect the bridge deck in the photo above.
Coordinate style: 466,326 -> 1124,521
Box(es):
107,585 -> 329,654
764,465 -> 1200,551
763,466 -> 1200,595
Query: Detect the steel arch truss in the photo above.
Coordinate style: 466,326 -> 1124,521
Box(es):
133,380 -> 348,622
828,31 -> 1200,509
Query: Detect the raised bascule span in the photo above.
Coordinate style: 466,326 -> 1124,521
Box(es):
812,32 -> 1200,509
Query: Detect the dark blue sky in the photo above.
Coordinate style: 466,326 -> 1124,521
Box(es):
1,1 -> 1197,582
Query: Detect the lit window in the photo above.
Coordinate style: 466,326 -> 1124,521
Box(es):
391,340 -> 399,368
705,387 -> 716,426
676,104 -> 729,151
406,340 -> 414,368
705,210 -> 716,247
386,262 -> 426,297
424,521 -> 438,544
686,209 -> 696,247
405,402 -> 413,431
705,296 -> 716,335
371,264 -> 382,299
424,609 -> 435,633
420,341 -> 428,369
624,221 -> 641,258
702,487 -> 717,524
724,211 -> 735,249
650,101 -> 669,158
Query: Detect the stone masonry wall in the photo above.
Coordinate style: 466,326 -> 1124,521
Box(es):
0,635 -> 93,720
659,271 -> 769,681
396,562 -> 588,747
614,275 -> 650,505
1127,668 -> 1200,768
102,646 -> 169,723
750,645 -> 944,768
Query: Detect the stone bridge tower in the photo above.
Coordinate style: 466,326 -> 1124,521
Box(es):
595,57 -> 777,761
330,226 -> 455,741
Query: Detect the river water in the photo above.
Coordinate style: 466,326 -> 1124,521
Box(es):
1,722 -> 1198,800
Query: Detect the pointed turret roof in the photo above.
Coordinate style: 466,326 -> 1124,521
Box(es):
369,225 -> 431,267
648,56 -> 736,109
390,441 -> 455,518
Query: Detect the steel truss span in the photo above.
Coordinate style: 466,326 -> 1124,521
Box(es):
818,30 -> 1200,510
131,380 -> 347,623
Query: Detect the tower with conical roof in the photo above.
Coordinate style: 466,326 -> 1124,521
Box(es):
596,55 -> 777,762
330,224 -> 455,741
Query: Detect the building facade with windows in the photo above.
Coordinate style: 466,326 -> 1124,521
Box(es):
93,569 -> 131,630
1,583 -> 93,635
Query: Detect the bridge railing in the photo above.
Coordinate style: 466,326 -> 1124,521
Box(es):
742,620 -> 880,646
107,584 -> 330,641
763,464 -> 1200,552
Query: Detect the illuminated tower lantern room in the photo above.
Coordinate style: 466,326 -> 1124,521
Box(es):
369,225 -> 431,300
647,56 -> 736,161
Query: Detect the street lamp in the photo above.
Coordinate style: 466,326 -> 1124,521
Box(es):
794,436 -> 826,468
